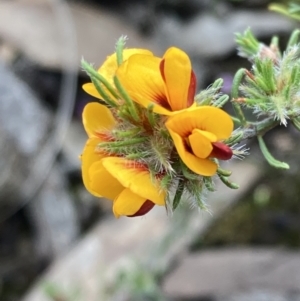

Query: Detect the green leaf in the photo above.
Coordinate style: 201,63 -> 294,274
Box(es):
257,135 -> 289,169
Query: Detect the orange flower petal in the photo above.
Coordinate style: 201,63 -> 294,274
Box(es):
82,102 -> 116,137
168,128 -> 218,176
188,129 -> 216,159
102,157 -> 165,206
82,83 -> 102,100
161,47 -> 193,111
113,188 -> 148,218
83,49 -> 153,100
166,106 -> 233,140
81,138 -> 106,197
127,200 -> 155,217
98,48 -> 153,80
89,160 -> 125,200
116,53 -> 171,114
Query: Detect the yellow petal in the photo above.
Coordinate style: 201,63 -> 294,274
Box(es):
83,49 -> 153,100
188,129 -> 216,159
82,102 -> 116,137
81,138 -> 106,197
82,83 -> 102,100
88,160 -> 125,200
168,128 -> 217,176
162,47 -> 193,111
166,106 -> 233,140
82,82 -> 118,102
113,188 -> 147,218
116,53 -> 171,114
98,48 -> 153,80
102,157 -> 165,205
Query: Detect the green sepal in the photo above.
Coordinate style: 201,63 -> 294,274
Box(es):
213,94 -> 229,108
203,176 -> 215,192
217,167 -> 232,177
161,174 -> 172,191
112,127 -> 141,138
292,116 -> 300,131
145,104 -> 158,128
224,130 -> 244,146
257,135 -> 289,169
172,179 -> 185,211
287,29 -> 300,48
180,160 -> 200,180
99,137 -> 147,149
113,75 -> 140,122
270,35 -> 279,49
290,64 -> 300,87
195,78 -> 224,106
218,174 -> 239,189
212,78 -> 223,90
81,59 -> 119,104
89,76 -> 117,108
115,35 -> 127,66
230,115 -> 242,125
253,58 -> 276,94
149,135 -> 173,173
125,152 -> 150,160
231,68 -> 247,126
235,28 -> 260,59
185,180 -> 207,210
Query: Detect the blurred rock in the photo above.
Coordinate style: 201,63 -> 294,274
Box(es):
163,248 -> 300,300
0,61 -> 78,258
0,0 -> 159,70
0,60 -> 50,205
0,41 -> 17,64
61,120 -> 85,171
157,10 -> 294,58
27,164 -> 79,259
219,290 -> 300,301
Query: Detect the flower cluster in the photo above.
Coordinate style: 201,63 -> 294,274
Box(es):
81,38 -> 235,218
235,29 -> 300,128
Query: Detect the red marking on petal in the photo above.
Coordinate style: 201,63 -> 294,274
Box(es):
123,161 -> 149,172
210,142 -> 233,160
153,94 -> 172,110
159,59 -> 166,82
127,200 -> 155,217
154,58 -> 172,110
95,132 -> 114,141
187,70 -> 196,107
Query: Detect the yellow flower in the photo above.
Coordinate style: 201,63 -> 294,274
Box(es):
116,47 -> 196,115
81,102 -> 165,217
81,102 -> 116,197
165,106 -> 234,176
82,49 -> 153,101
87,157 -> 165,218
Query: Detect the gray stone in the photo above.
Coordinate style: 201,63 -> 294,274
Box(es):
157,10 -> 294,58
163,248 -> 300,300
0,60 -> 78,257
61,119 -> 86,171
28,165 -> 79,258
219,290 -> 300,301
0,1 -> 159,70
0,60 -> 50,210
